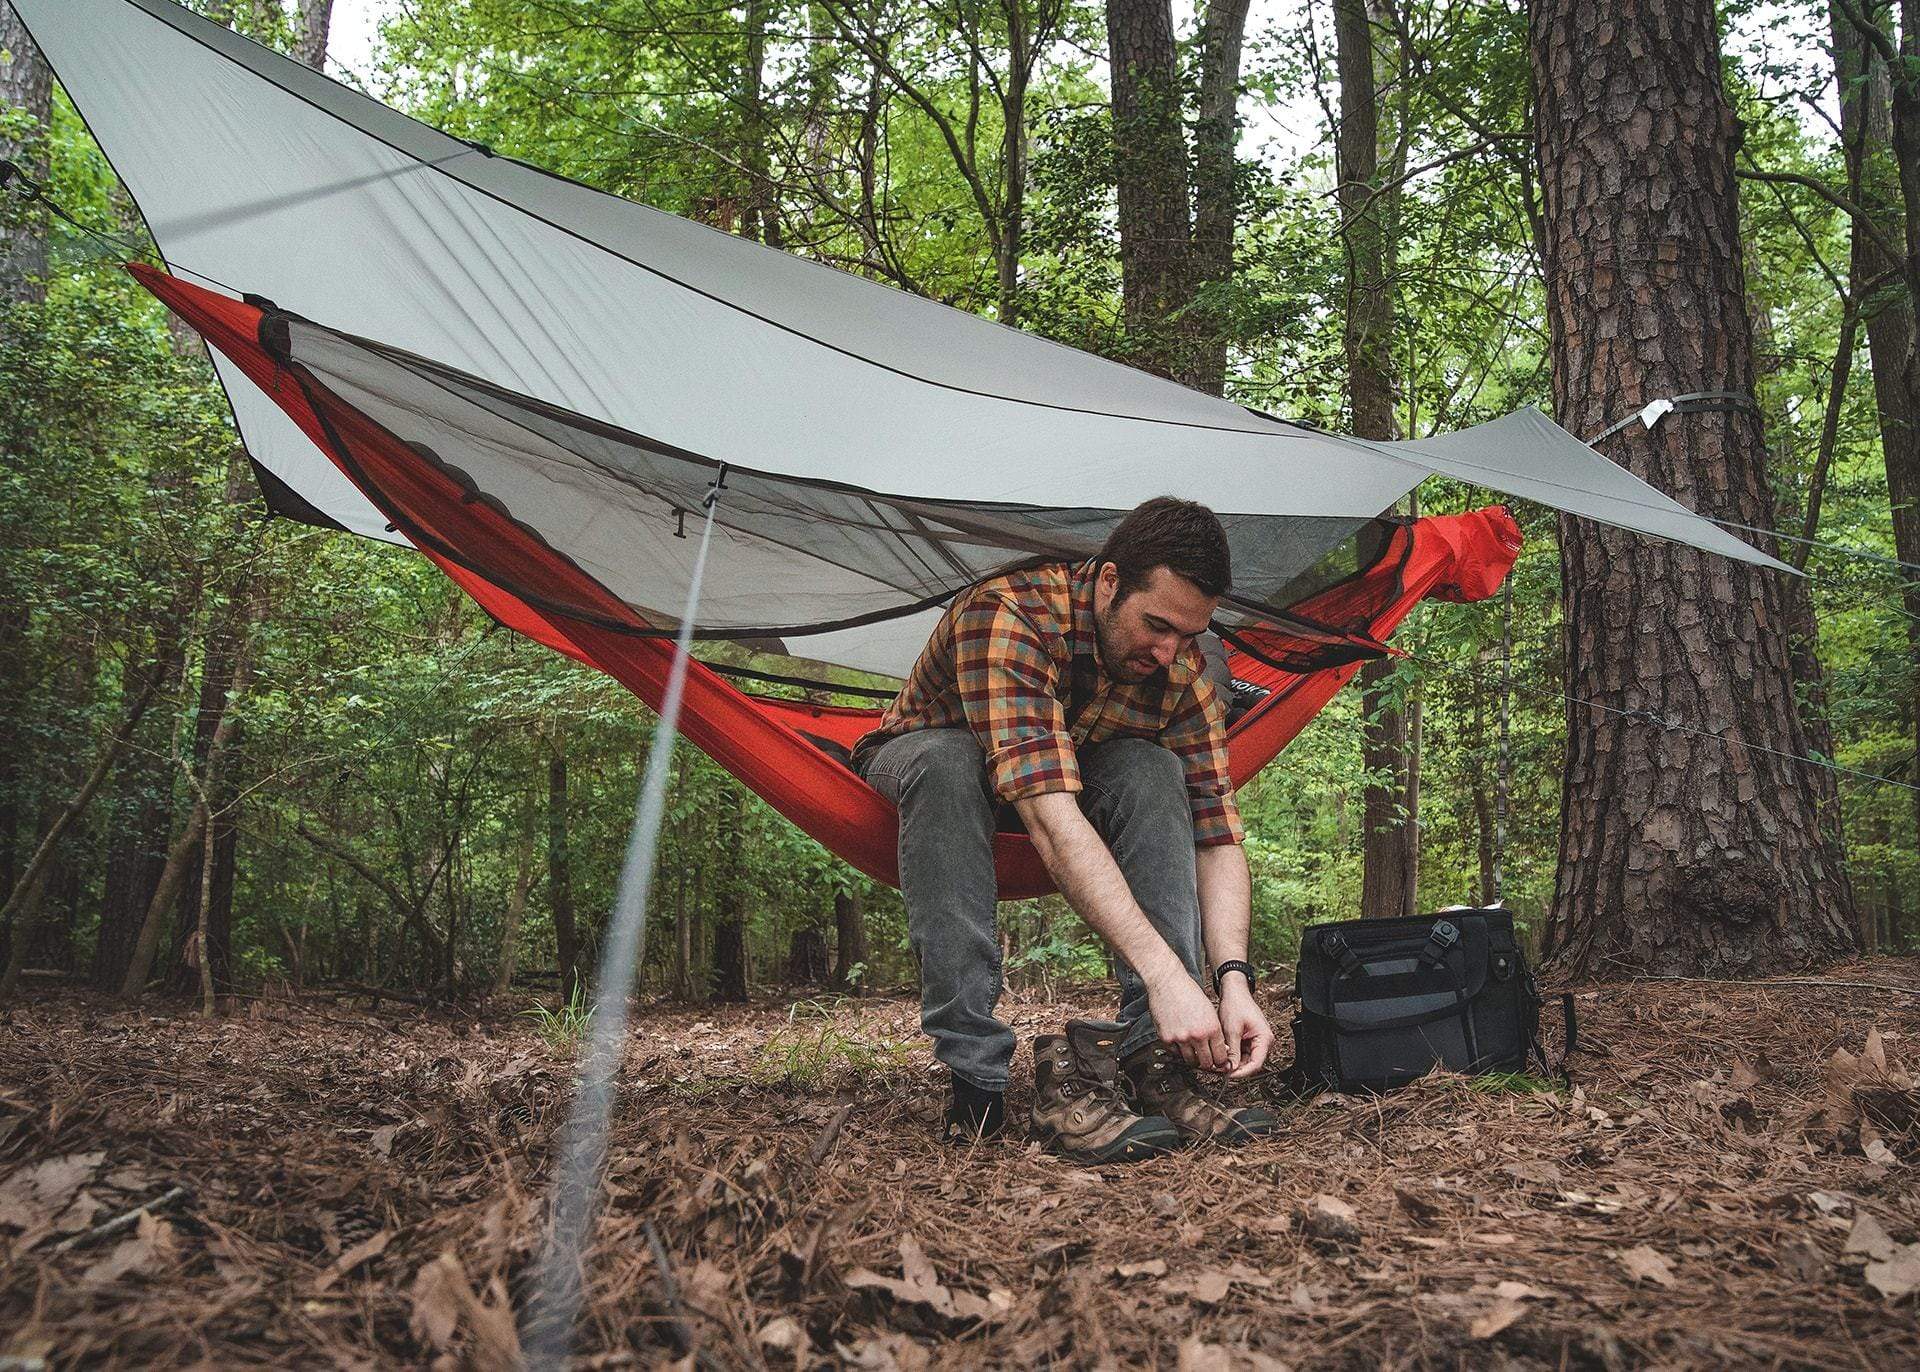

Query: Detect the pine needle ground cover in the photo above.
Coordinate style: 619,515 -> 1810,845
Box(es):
3,965 -> 1918,1369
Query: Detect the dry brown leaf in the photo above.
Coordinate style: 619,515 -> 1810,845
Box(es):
313,1228 -> 391,1294
0,1151 -> 104,1244
1844,1213 -> 1898,1263
1175,1336 -> 1291,1372
80,1212 -> 174,1286
1864,1244 -> 1920,1300
758,1315 -> 806,1354
408,1253 -> 466,1350
1114,1258 -> 1168,1278
835,1333 -> 932,1372
1470,1298 -> 1526,1339
1618,1244 -> 1676,1287
1492,1281 -> 1549,1301
1167,1269 -> 1233,1305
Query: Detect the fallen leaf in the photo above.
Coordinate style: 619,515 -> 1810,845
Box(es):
1168,1269 -> 1233,1305
1115,1258 -> 1168,1278
1845,1213 -> 1898,1263
1618,1244 -> 1676,1288
408,1254 -> 465,1350
368,1125 -> 398,1156
313,1229 -> 391,1294
1303,1194 -> 1361,1244
1864,1138 -> 1898,1166
758,1315 -> 806,1354
1470,1298 -> 1526,1339
1175,1336 -> 1291,1372
1864,1243 -> 1920,1300
1493,1281 -> 1549,1301
835,1333 -> 931,1371
80,1212 -> 175,1286
0,1151 -> 105,1246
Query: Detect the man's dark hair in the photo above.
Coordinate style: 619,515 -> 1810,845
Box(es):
1096,497 -> 1232,601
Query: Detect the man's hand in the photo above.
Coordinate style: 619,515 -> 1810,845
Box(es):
1216,979 -> 1274,1079
1147,968 -> 1231,1071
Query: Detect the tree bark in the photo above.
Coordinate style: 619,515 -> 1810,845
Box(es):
1531,0 -> 1857,975
548,750 -> 579,1005
833,887 -> 868,992
0,4 -> 52,306
1832,0 -> 1920,843
710,793 -> 748,1002
1107,0 -> 1195,383
492,802 -> 538,998
1190,0 -> 1254,394
294,0 -> 333,72
92,599 -> 191,992
1336,0 -> 1416,919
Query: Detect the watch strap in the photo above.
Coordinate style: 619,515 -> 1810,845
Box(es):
1213,959 -> 1256,996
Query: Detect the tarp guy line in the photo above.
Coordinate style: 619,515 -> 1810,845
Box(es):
524,473 -> 725,1359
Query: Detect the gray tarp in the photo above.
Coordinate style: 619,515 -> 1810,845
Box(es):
13,0 -> 1791,676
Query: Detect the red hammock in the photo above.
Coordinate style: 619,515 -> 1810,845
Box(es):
134,265 -> 1522,899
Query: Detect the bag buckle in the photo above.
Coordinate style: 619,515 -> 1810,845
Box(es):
1321,929 -> 1365,978
1418,919 -> 1459,969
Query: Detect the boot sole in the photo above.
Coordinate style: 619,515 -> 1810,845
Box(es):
1175,1109 -> 1283,1148
1044,1122 -> 1183,1164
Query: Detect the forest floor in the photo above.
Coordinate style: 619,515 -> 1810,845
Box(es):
2,961 -> 1919,1370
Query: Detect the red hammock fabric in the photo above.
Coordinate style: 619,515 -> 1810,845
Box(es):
134,265 -> 1522,898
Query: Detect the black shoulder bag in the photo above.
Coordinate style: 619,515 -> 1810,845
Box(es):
1283,908 -> 1576,1095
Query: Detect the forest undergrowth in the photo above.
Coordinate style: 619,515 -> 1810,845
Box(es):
3,964 -> 1919,1369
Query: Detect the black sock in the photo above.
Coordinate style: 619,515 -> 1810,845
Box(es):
944,1077 -> 1006,1140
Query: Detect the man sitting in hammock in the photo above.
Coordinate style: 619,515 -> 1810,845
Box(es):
851,498 -> 1280,1162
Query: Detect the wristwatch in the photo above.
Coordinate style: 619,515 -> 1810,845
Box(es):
1213,960 -> 1257,996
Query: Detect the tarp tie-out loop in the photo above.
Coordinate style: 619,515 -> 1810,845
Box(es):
704,462 -> 730,510
1587,391 -> 1761,445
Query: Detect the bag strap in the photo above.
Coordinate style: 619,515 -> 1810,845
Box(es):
1529,991 -> 1578,1084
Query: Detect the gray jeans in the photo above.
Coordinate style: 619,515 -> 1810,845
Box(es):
856,728 -> 1207,1091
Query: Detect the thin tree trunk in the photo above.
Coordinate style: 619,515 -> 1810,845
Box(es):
711,792 -> 748,1002
833,887 -> 868,992
121,601 -> 259,998
492,803 -> 538,998
1190,0 -> 1254,394
0,5 -> 52,305
548,750 -> 578,1004
294,0 -> 333,71
1106,0 -> 1195,383
1336,0 -> 1415,920
1531,0 -> 1856,975
1832,0 -> 1920,844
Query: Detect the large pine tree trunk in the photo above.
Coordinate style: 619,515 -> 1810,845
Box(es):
1531,0 -> 1856,975
1106,0 -> 1194,384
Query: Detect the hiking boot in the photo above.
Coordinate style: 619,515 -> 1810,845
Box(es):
942,1077 -> 1006,1144
1117,1036 -> 1281,1146
1030,1026 -> 1181,1164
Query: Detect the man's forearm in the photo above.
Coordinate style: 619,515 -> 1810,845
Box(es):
1014,791 -> 1187,986
1196,842 -> 1252,981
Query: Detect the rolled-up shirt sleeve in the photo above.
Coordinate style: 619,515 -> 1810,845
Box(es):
1159,671 -> 1244,846
952,594 -> 1081,803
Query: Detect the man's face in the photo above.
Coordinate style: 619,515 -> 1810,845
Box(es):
1092,563 -> 1220,684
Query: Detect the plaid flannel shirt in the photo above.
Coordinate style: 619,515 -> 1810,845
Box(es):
853,560 -> 1244,846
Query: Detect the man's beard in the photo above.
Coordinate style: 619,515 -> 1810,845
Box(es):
1094,603 -> 1153,684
